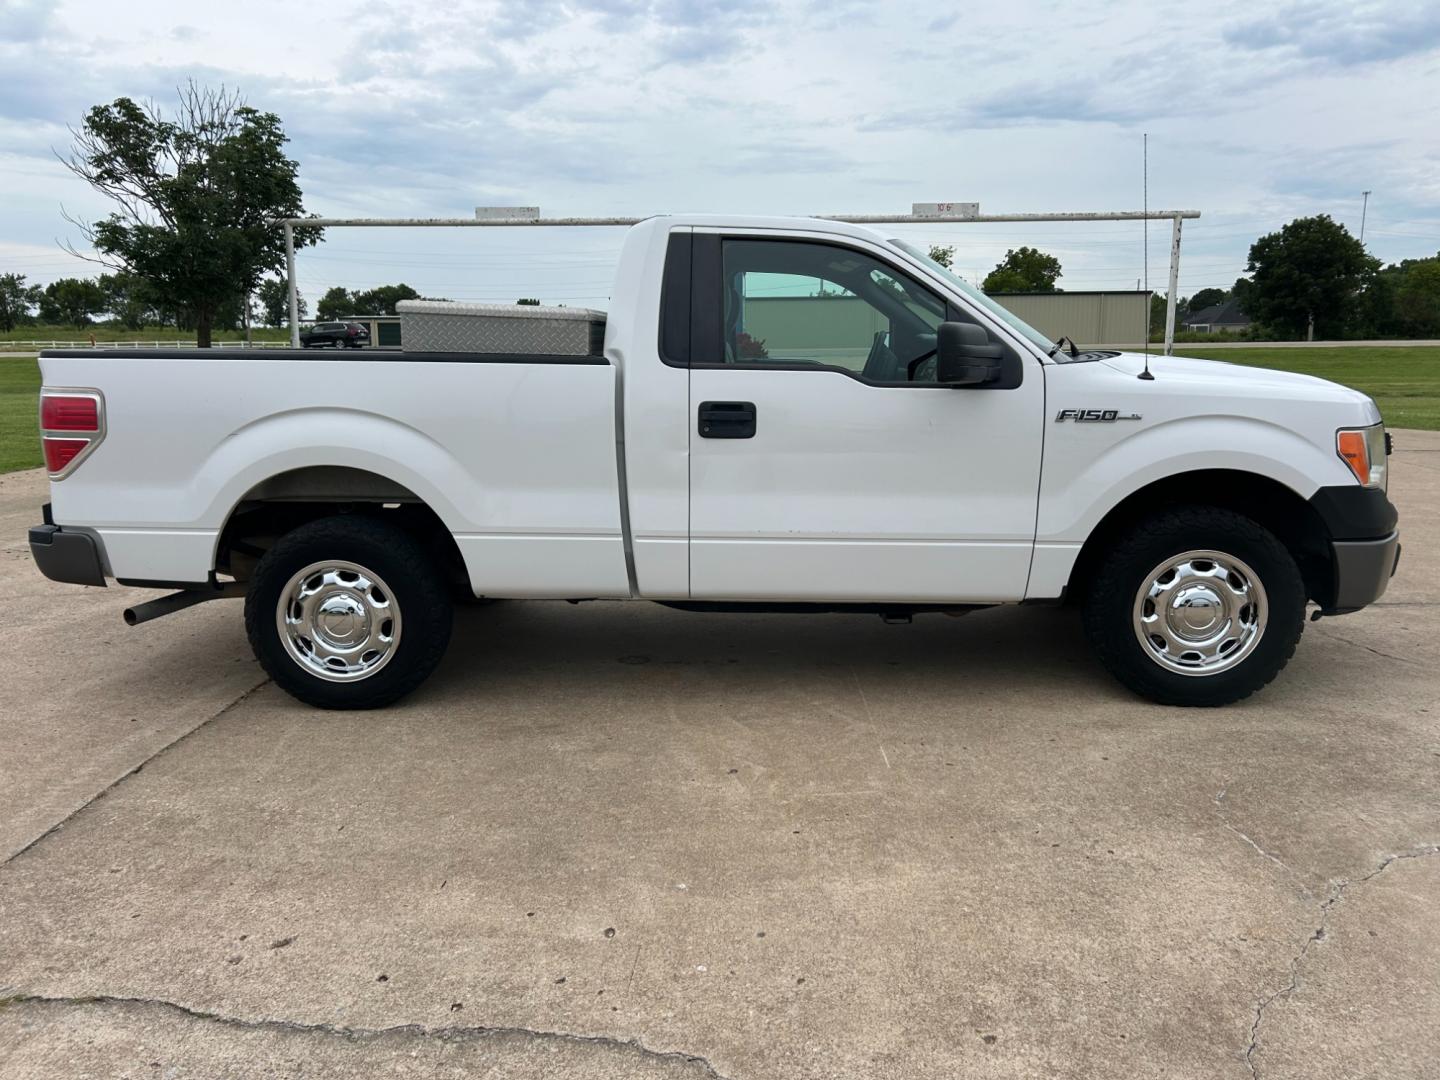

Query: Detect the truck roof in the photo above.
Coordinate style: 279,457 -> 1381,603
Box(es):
649,214 -> 890,243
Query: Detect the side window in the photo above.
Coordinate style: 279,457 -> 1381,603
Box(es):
719,239 -> 949,383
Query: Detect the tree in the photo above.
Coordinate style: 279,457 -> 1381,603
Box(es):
62,82 -> 320,347
38,277 -> 107,325
315,286 -> 352,322
927,245 -> 955,269
0,273 -> 42,332
983,268 -> 1030,293
99,272 -> 162,329
982,247 -> 1061,293
516,297 -> 541,305
1186,287 -> 1229,315
315,283 -> 425,320
257,277 -> 306,327
1149,293 -> 1168,339
1241,215 -> 1374,339
351,283 -> 420,315
1392,256 -> 1440,337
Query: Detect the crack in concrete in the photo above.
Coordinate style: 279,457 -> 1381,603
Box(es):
1214,785 -> 1311,899
1,676 -> 271,868
1242,844 -> 1440,1080
1308,626 -> 1423,667
1,993 -> 731,1079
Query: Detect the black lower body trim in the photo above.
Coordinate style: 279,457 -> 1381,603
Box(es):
1326,531 -> 1401,614
655,600 -> 992,616
1309,485 -> 1398,540
29,524 -> 107,587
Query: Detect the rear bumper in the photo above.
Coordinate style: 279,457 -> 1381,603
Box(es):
1327,531 -> 1400,615
29,522 -> 107,587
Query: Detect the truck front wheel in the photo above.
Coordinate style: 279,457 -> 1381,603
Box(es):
245,516 -> 453,709
1081,506 -> 1306,706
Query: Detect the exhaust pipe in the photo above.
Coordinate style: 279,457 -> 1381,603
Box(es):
124,583 -> 245,626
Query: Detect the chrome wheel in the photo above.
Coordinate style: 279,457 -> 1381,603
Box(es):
276,560 -> 401,682
1132,549 -> 1266,676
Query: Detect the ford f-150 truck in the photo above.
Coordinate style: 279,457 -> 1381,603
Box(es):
29,215 -> 1400,709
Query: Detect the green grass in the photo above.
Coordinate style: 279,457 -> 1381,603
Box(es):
1177,346 -> 1440,431
0,357 -> 41,473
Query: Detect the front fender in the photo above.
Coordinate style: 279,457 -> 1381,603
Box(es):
1037,414 -> 1356,543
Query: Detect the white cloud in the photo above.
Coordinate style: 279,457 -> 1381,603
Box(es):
0,0 -> 55,42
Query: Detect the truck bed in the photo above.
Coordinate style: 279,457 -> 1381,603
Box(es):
38,348 -> 629,597
41,348 -> 608,364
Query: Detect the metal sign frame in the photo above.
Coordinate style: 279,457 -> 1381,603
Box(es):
278,208 -> 1201,352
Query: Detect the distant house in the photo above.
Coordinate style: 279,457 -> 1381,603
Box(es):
1182,298 -> 1251,334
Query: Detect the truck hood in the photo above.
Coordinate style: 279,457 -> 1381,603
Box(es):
1097,351 -> 1380,416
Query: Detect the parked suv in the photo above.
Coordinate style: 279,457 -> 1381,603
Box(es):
300,321 -> 369,348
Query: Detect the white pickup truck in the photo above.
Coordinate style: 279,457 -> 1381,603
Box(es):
30,214 -> 1400,709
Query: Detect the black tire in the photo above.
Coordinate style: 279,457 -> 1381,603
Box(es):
1081,506 -> 1305,707
245,515 -> 453,709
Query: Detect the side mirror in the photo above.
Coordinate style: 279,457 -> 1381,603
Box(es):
936,321 -> 1004,387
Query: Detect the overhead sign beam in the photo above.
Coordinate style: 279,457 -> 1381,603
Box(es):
282,209 -> 1200,228
278,207 -> 1201,352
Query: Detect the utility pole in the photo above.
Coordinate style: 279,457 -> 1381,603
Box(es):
1360,190 -> 1371,244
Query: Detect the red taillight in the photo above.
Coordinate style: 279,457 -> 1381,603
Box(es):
43,438 -> 90,474
39,390 -> 105,478
41,395 -> 99,431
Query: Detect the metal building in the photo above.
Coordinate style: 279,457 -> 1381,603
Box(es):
990,291 -> 1149,349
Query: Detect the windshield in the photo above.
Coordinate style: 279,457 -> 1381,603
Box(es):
889,239 -> 1054,353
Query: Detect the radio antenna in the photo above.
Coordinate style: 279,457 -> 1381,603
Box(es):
1139,132 -> 1154,380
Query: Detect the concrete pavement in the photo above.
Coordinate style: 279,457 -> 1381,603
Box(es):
2,436 -> 1437,1079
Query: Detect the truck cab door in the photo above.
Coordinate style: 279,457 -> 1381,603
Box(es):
684,232 -> 1045,603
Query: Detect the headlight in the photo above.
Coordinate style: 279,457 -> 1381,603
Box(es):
1336,423 -> 1387,490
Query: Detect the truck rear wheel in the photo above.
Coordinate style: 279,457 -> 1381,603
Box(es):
245,516 -> 453,709
1081,506 -> 1305,706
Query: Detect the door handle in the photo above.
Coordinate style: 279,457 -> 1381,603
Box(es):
698,401 -> 756,439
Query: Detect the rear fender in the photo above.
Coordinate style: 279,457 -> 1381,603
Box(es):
198,407 -> 471,534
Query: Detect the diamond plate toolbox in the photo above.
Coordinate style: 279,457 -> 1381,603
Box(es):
396,300 -> 607,356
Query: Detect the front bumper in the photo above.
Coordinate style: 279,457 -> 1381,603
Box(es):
1328,531 -> 1400,614
1307,484 -> 1400,615
29,522 -> 107,587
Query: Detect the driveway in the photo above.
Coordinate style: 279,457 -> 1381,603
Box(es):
2,436 -> 1437,1079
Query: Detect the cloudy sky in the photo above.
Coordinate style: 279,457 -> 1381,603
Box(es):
3,0 -> 1439,310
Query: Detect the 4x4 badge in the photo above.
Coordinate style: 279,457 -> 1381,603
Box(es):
1055,409 -> 1143,423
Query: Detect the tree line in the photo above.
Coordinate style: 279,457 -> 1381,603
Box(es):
935,217 -> 1440,340
0,271 -> 443,333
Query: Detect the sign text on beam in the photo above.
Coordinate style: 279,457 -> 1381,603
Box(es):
912,202 -> 979,219
475,206 -> 541,221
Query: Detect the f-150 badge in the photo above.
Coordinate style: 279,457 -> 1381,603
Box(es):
1055,409 -> 1143,423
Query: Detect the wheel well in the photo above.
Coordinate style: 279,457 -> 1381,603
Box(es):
215,466 -> 467,590
1065,470 -> 1335,607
